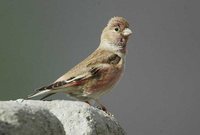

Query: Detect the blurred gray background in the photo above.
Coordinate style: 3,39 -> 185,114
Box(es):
0,0 -> 200,134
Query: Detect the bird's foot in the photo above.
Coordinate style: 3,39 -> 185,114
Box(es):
96,105 -> 113,116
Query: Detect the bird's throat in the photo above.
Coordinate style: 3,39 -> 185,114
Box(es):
99,41 -> 126,57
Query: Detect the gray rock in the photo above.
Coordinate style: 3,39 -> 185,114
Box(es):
0,100 -> 126,135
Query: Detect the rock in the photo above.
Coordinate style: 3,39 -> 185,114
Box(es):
0,100 -> 126,135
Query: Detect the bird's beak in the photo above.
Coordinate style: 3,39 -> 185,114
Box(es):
122,28 -> 132,36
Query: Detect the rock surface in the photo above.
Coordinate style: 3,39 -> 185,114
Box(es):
0,100 -> 126,135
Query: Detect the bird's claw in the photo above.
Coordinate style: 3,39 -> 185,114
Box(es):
96,106 -> 113,116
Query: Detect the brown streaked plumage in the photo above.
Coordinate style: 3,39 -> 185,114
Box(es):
27,16 -> 132,112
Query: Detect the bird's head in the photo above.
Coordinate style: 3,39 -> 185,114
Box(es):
100,17 -> 132,53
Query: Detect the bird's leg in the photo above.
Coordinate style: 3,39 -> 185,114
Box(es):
85,100 -> 93,107
95,100 -> 107,112
85,101 -> 91,105
86,99 -> 112,115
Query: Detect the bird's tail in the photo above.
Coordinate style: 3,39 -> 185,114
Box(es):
27,89 -> 52,99
26,80 -> 73,100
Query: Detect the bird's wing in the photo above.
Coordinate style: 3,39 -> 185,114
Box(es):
27,49 -> 121,99
27,66 -> 102,99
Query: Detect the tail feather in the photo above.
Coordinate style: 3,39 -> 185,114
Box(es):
27,89 -> 52,99
26,79 -> 74,99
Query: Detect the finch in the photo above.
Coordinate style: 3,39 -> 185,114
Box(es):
27,16 -> 132,111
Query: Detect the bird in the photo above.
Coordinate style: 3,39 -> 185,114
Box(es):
27,16 -> 132,112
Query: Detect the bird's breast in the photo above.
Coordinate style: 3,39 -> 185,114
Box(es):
85,61 -> 124,97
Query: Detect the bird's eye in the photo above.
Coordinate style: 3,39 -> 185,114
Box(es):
114,27 -> 119,32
